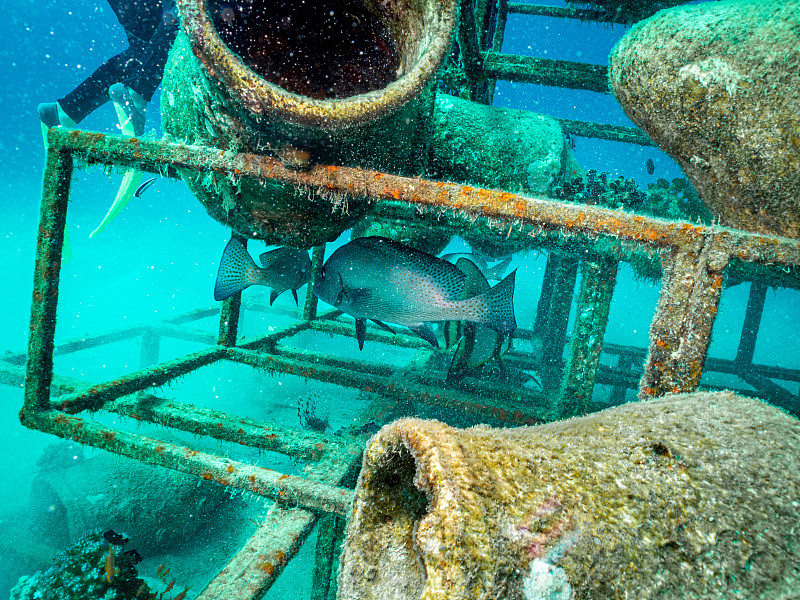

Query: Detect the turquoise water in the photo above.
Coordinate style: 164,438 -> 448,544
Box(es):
1,1 -> 799,598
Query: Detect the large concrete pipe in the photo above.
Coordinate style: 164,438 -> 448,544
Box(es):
162,0 -> 457,247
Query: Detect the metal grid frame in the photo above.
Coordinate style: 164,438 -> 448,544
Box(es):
13,2 -> 800,598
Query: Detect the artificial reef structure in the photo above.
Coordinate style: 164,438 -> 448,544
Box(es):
338,391 -> 800,600
609,0 -> 800,239
162,0 -> 573,248
16,0 -> 800,598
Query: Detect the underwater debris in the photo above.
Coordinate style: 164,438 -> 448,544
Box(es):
10,530 -> 149,600
298,394 -> 330,433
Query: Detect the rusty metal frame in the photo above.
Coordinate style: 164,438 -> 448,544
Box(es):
19,126 -> 800,598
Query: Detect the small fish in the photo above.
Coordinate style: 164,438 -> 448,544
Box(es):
173,586 -> 191,600
164,580 -> 175,593
314,237 -> 516,349
646,158 -> 655,175
103,529 -> 129,545
157,562 -> 166,577
214,238 -> 312,305
134,177 -> 156,198
104,546 -> 116,582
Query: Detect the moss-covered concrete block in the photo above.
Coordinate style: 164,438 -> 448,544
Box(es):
609,0 -> 800,239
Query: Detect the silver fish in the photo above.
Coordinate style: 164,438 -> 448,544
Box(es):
314,236 -> 516,349
214,238 -> 311,305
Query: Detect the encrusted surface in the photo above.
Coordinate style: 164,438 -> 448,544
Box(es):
338,392 -> 800,599
609,0 -> 800,239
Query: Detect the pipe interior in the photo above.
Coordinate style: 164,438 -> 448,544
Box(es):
211,0 -> 401,99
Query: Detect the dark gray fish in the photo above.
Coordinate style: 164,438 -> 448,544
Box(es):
646,158 -> 655,175
314,236 -> 516,349
214,238 -> 311,305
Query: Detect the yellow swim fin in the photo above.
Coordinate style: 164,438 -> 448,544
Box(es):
91,92 -> 147,236
90,169 -> 143,238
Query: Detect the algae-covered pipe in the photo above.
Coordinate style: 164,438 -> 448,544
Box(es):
164,0 -> 457,246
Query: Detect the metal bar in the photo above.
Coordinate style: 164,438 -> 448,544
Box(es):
609,353 -> 635,405
20,409 -> 355,516
459,0 -> 485,101
485,0 -> 508,101
311,514 -> 342,600
23,144 -> 73,417
741,374 -> 800,417
199,505 -> 317,600
559,258 -> 619,416
197,451 -> 358,600
139,329 -> 161,367
303,244 -> 326,321
226,348 -> 545,425
555,118 -> 656,147
482,51 -> 609,93
539,255 -> 579,389
507,3 -> 606,21
735,282 -> 768,370
51,346 -> 226,413
108,393 -> 345,461
639,237 -> 729,397
44,130 -> 800,267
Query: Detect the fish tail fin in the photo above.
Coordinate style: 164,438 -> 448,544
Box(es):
485,256 -> 512,281
214,238 -> 263,301
479,270 -> 517,335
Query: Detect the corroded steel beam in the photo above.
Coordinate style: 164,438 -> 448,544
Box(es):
51,346 -> 226,413
45,129 -> 800,269
196,451 -> 360,600
482,51 -> 610,93
639,236 -> 728,398
559,257 -> 619,416
20,409 -> 355,516
108,394 -> 343,461
226,347 -> 545,425
23,146 -> 72,414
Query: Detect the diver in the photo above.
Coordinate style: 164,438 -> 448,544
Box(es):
37,0 -> 179,137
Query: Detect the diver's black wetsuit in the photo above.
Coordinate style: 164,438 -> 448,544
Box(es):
59,0 -> 178,123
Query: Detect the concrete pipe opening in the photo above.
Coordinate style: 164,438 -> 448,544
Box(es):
178,0 -> 457,128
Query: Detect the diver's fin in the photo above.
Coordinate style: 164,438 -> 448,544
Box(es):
214,238 -> 263,301
478,270 -> 517,336
291,288 -> 299,306
410,324 -> 439,348
370,319 -> 396,335
90,169 -> 143,237
355,318 -> 367,350
485,256 -> 512,281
